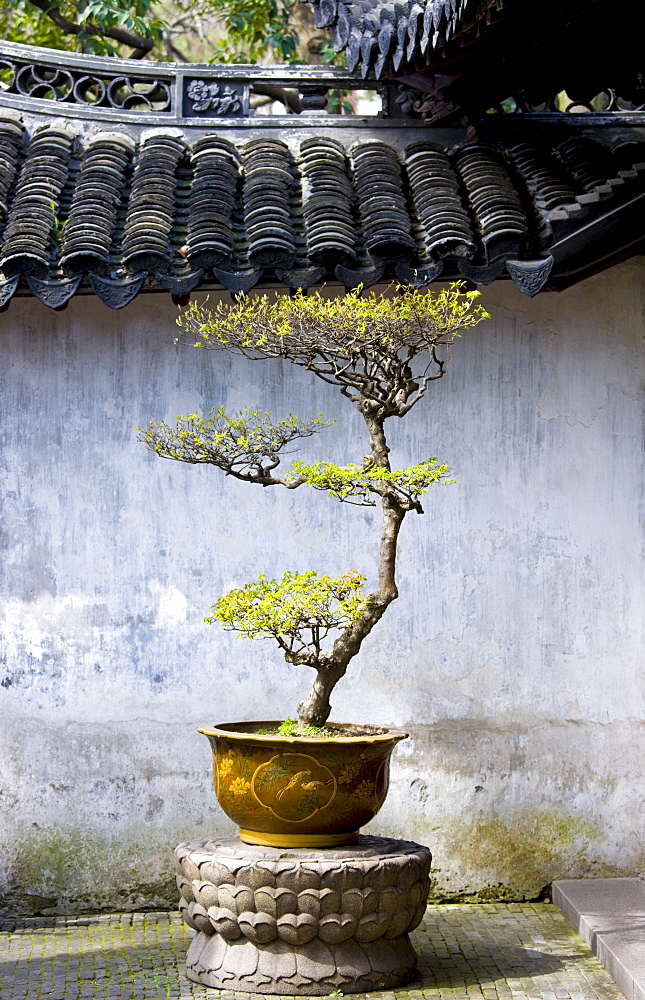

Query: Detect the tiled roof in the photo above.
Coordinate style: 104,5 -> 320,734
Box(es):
2,109 -> 645,309
305,0 -> 486,79
305,0 -> 645,117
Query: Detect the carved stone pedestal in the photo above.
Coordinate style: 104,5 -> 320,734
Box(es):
175,835 -> 431,995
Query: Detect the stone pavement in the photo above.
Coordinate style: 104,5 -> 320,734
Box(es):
0,903 -> 625,1000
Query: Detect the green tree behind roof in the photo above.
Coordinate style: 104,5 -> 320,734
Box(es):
0,0 -> 310,64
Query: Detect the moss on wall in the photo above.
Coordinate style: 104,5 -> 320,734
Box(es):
427,808 -> 602,902
3,805 -> 639,916
0,820 -> 232,917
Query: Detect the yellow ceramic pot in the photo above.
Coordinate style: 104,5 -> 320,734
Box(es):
198,721 -> 408,848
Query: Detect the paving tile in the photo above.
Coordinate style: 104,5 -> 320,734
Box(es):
0,904 -> 626,1000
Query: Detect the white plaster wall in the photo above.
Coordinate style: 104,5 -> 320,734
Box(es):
1,260 -> 644,913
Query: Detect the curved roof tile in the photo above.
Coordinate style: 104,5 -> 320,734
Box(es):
1,113 -> 645,306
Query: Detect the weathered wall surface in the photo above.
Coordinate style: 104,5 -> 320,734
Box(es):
1,261 -> 644,914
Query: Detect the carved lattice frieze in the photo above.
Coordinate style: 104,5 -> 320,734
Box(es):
0,57 -> 172,112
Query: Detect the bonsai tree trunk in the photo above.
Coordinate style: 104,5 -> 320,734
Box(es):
296,410 -> 406,728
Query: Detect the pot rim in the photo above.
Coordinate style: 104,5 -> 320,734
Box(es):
197,720 -> 409,744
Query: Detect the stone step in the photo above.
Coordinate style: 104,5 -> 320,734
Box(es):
553,878 -> 645,1000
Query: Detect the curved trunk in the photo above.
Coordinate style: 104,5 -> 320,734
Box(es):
296,410 -> 408,729
297,663 -> 346,727
297,495 -> 406,728
362,409 -> 391,469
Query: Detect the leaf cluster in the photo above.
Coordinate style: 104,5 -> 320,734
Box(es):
0,0 -> 165,56
183,284 -> 486,357
288,459 -> 452,508
256,718 -> 335,737
137,407 -> 331,483
200,0 -> 299,62
179,284 -> 489,418
1,0 -> 301,63
208,570 -> 368,658
78,0 -> 164,38
0,3 -> 72,50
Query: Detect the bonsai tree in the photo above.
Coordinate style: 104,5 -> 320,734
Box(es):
139,284 -> 489,730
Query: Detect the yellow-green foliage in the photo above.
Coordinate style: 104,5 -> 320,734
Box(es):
207,570 -> 368,654
274,717 -> 335,737
180,283 -> 489,361
288,459 -> 452,506
138,407 -> 331,474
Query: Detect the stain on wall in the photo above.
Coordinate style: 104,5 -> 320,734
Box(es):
1,261 -> 644,913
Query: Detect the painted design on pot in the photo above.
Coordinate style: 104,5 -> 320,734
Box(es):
219,756 -> 234,776
252,752 -> 337,821
215,746 -> 256,806
354,779 -> 376,802
200,723 -> 408,847
229,776 -> 252,797
338,760 -> 362,784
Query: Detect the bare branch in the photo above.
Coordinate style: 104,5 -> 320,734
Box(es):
164,36 -> 189,61
252,85 -> 302,113
297,498 -> 406,726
